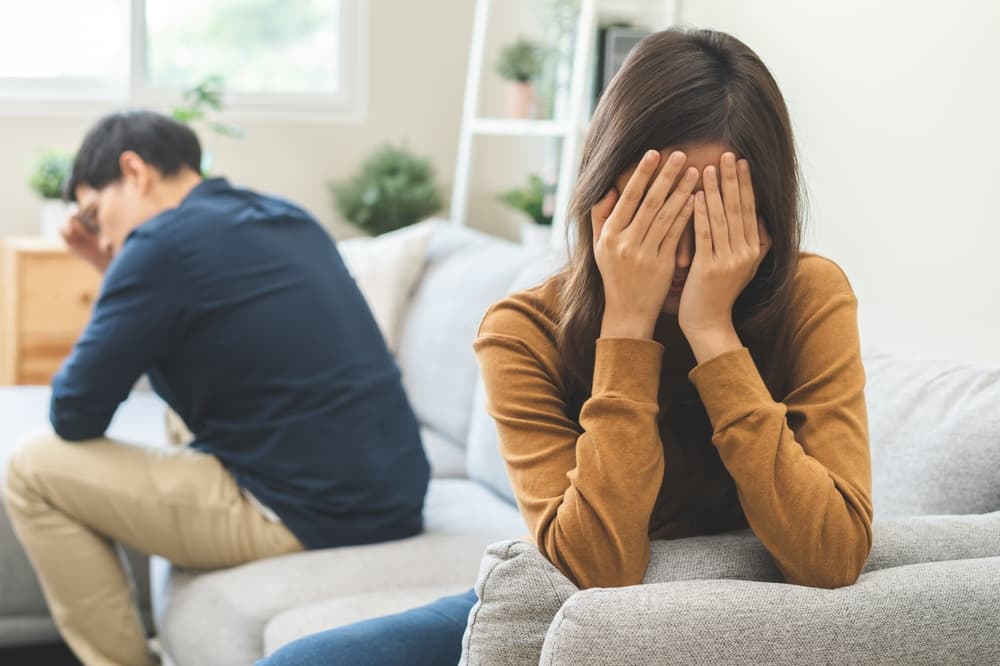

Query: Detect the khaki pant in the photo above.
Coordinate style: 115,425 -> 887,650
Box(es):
3,430 -> 304,666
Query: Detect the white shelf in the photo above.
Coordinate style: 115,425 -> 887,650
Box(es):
469,118 -> 569,137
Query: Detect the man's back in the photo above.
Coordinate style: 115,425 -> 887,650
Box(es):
51,178 -> 430,549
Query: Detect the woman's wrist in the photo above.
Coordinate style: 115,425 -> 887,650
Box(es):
600,308 -> 656,340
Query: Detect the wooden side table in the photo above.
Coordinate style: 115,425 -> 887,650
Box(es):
0,238 -> 100,385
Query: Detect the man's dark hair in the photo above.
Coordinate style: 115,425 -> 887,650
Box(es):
65,110 -> 202,202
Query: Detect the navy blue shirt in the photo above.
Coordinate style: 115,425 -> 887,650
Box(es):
51,178 -> 430,549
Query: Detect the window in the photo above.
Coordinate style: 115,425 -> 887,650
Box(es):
0,0 -> 364,118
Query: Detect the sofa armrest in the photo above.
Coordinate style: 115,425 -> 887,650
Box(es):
463,512 -> 1000,665
540,556 -> 1000,665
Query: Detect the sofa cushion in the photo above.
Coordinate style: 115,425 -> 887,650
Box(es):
864,352 -> 1000,517
421,426 -> 466,479
464,251 -> 562,504
540,556 -> 1000,665
337,221 -> 437,353
263,584 -> 472,656
0,386 -> 167,646
395,225 -> 536,449
153,479 -> 526,666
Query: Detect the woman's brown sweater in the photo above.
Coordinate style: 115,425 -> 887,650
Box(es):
473,252 -> 873,590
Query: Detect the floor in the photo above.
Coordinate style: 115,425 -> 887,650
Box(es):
0,642 -> 81,665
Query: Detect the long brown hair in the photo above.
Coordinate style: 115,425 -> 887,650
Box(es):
557,27 -> 803,410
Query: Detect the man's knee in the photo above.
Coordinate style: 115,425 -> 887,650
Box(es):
5,429 -> 71,505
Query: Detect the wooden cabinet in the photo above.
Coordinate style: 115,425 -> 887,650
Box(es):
1,238 -> 100,385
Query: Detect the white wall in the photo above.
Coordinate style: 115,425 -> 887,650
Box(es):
0,0 -> 474,240
677,0 -> 1000,363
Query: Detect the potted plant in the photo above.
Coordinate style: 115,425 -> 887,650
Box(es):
330,144 -> 443,236
28,150 -> 74,238
499,173 -> 556,248
495,37 -> 547,119
171,75 -> 244,175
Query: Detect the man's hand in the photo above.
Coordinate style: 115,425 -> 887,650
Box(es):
61,215 -> 113,274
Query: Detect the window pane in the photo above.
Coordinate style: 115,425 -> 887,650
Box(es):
0,0 -> 127,80
145,0 -> 341,95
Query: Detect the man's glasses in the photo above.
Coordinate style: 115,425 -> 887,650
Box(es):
75,206 -> 100,234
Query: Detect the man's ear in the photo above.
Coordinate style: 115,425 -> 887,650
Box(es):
118,150 -> 154,194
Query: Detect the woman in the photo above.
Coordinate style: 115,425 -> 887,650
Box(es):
261,26 -> 872,665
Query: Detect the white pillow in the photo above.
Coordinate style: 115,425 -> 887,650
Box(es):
337,220 -> 438,353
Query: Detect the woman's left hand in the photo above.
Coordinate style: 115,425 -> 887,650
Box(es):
678,153 -> 772,336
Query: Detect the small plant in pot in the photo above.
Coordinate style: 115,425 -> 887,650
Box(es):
330,144 -> 443,236
171,75 -> 244,176
499,173 -> 556,248
495,37 -> 546,119
28,150 -> 74,238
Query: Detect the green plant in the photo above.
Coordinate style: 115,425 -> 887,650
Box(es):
498,174 -> 556,226
330,145 -> 443,236
28,150 -> 74,199
495,38 -> 547,83
171,75 -> 244,174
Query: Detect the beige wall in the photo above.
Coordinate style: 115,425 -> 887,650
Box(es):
0,0 -> 475,240
678,0 -> 1000,363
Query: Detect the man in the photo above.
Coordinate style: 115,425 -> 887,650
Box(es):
3,110 -> 430,666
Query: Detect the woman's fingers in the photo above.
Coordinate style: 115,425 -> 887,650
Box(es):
659,193 -> 695,256
646,165 -> 698,249
702,166 -> 730,257
693,190 -> 712,258
591,187 -> 619,247
738,160 -> 759,247
608,150 -> 660,232
720,153 -> 744,246
627,151 -> 688,243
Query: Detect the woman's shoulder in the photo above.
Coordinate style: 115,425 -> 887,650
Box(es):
790,251 -> 858,303
476,273 -> 564,350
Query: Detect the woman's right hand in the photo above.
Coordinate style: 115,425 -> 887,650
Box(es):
592,149 -> 698,339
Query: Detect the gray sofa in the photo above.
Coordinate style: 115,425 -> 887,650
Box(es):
2,221 -> 999,664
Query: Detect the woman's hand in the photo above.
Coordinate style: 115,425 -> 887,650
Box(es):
593,149 -> 698,340
678,153 -> 772,348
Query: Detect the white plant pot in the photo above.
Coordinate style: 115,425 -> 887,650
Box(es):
520,222 -> 552,249
40,199 -> 75,239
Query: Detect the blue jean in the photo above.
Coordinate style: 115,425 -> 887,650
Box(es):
257,588 -> 478,666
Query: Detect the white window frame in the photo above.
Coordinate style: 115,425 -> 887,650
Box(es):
0,0 -> 367,122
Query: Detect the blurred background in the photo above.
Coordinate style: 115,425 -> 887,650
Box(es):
1,0 -> 998,364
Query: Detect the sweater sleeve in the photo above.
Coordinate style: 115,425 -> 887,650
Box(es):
687,256 -> 873,589
474,301 -> 666,589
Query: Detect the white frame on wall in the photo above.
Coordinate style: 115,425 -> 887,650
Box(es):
0,0 -> 367,121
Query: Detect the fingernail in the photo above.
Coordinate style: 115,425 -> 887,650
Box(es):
670,151 -> 686,164
723,153 -> 736,165
739,159 -> 749,172
685,167 -> 698,180
644,150 -> 658,164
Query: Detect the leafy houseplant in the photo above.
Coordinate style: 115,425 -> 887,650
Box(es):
28,150 -> 75,238
499,174 -> 556,248
499,174 -> 555,226
171,75 -> 244,175
495,37 -> 547,118
330,145 -> 443,236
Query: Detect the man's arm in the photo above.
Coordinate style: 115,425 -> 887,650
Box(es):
51,234 -> 182,440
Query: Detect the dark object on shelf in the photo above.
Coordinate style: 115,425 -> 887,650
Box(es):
594,25 -> 652,107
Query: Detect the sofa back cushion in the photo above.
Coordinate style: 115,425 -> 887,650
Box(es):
465,252 -> 563,504
864,351 -> 1000,517
395,224 -> 537,451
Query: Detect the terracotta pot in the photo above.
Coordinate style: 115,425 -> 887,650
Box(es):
505,81 -> 536,119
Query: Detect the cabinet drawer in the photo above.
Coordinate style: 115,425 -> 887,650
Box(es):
18,254 -> 100,335
18,336 -> 76,385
